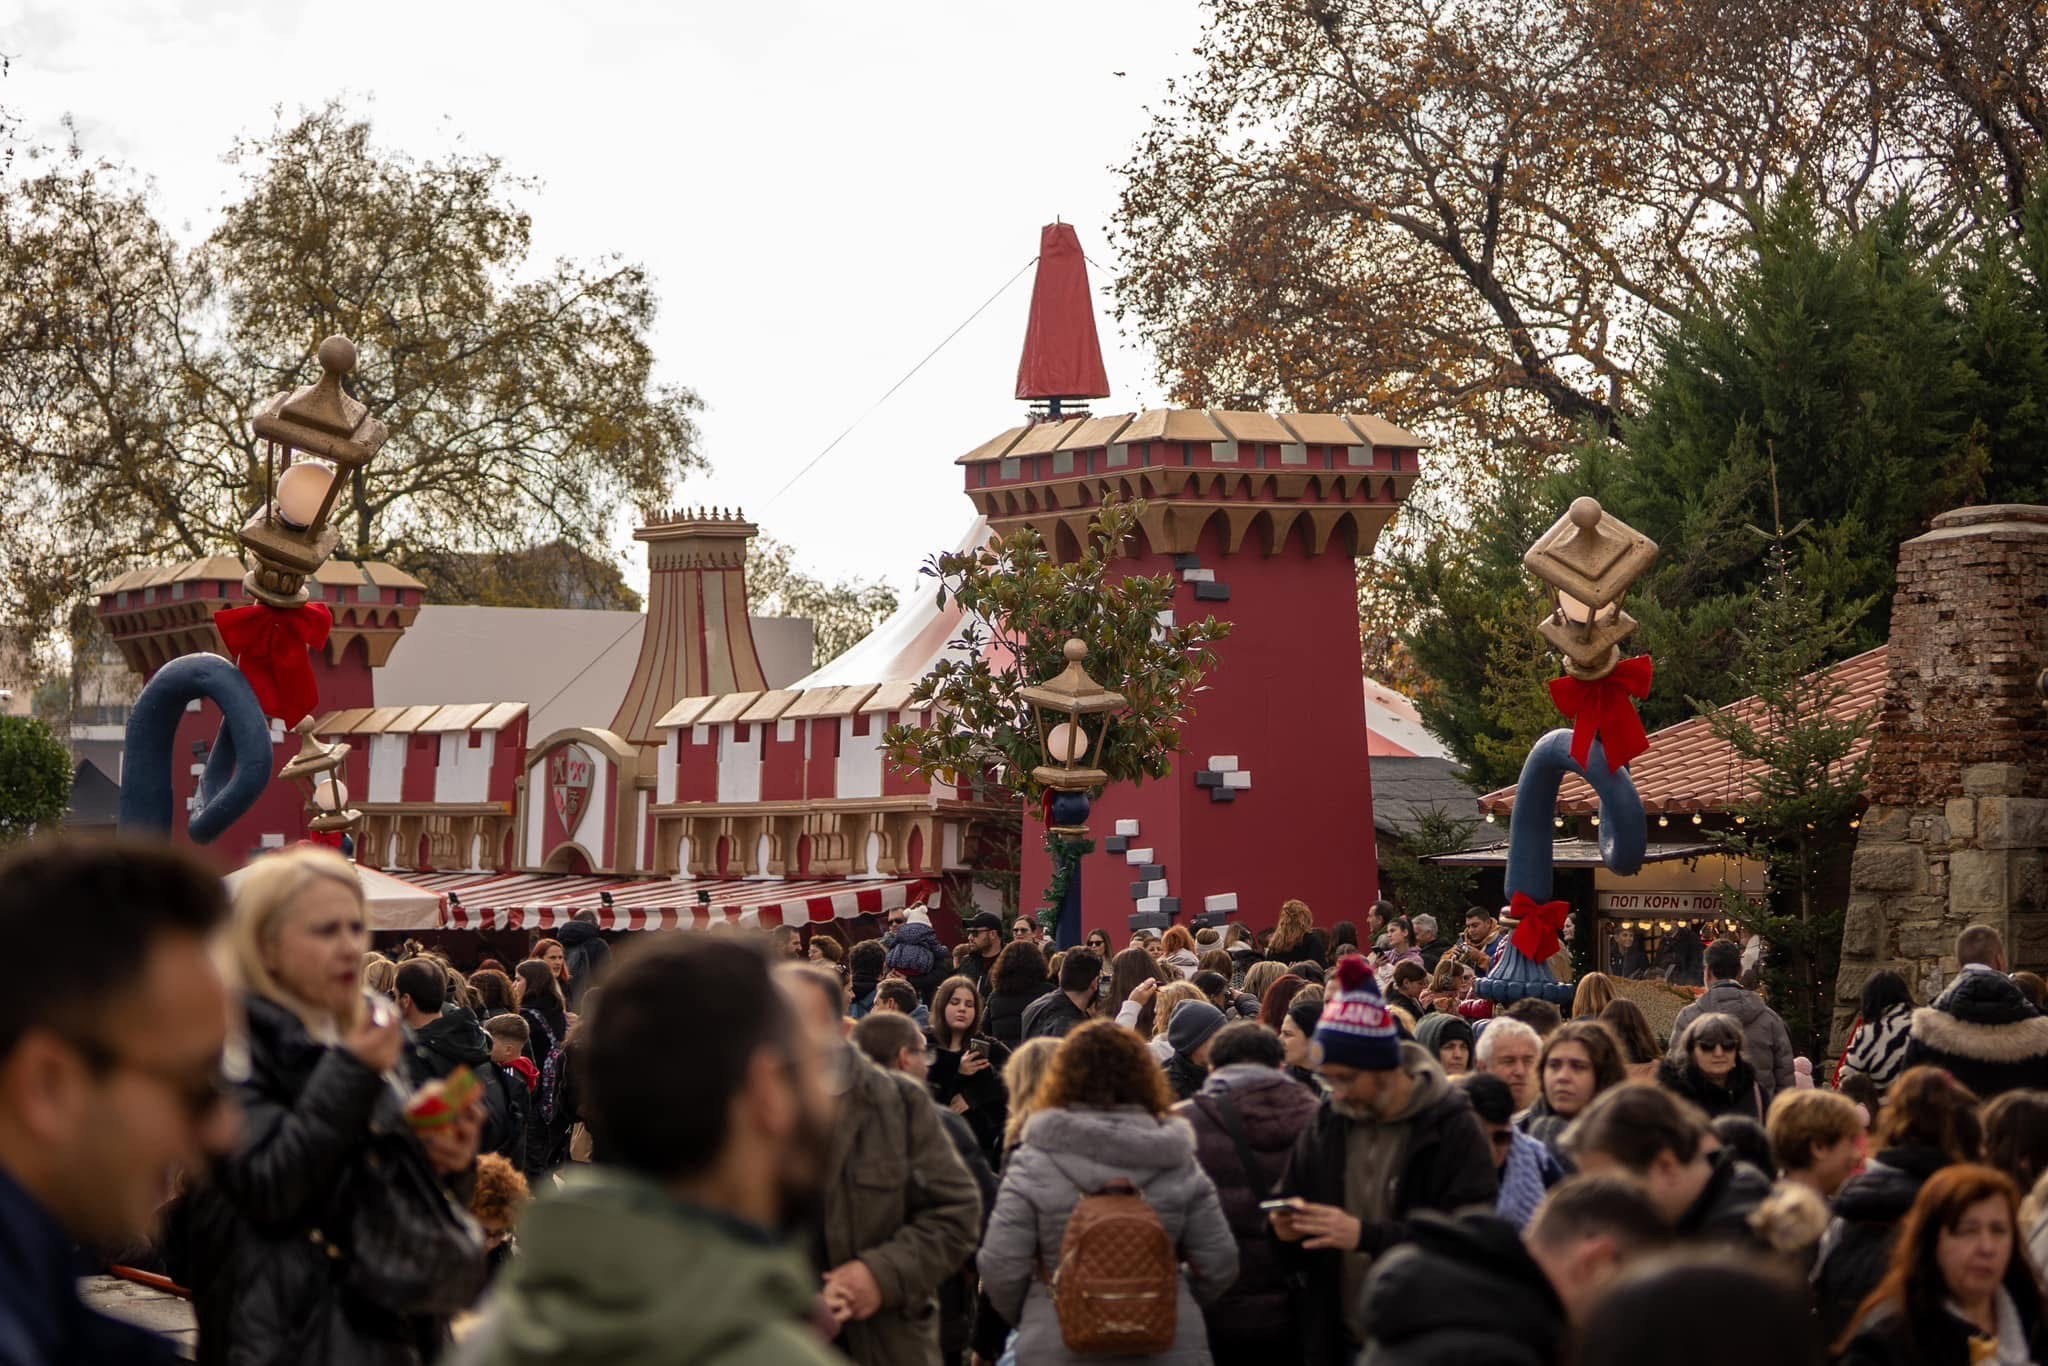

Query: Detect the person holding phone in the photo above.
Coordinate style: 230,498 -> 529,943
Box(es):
927,976 -> 1012,1168
1268,956 -> 1496,1366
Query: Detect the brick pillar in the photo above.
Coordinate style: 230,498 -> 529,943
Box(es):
1837,506 -> 2048,1025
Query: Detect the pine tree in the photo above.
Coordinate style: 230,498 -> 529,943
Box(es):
1701,466 -> 1878,1058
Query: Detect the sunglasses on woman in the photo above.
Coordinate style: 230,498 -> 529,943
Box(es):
1696,1039 -> 1739,1054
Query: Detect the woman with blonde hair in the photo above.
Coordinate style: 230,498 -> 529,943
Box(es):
1240,959 -> 1288,1010
1571,971 -> 1617,1019
1265,898 -> 1327,966
361,954 -> 398,1002
1148,980 -> 1206,1062
1001,1037 -> 1061,1157
184,846 -> 482,1364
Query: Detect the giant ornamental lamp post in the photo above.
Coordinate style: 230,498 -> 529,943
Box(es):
1477,497 -> 1659,1005
119,336 -> 386,843
1020,638 -> 1125,950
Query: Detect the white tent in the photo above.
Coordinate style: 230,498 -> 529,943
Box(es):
226,856 -> 446,932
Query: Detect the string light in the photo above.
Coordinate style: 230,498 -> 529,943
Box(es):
1658,815 -> 1669,828
1692,813 -> 1704,826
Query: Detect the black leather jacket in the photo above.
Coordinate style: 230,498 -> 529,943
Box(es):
177,996 -> 444,1366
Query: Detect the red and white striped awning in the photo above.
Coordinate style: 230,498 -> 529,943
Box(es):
383,870 -> 937,933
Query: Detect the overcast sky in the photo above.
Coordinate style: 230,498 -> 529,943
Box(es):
6,0 -> 1205,595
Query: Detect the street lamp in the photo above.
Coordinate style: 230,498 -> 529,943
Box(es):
119,335 -> 388,843
240,335 -> 388,607
278,717 -> 362,846
1477,496 -> 1660,1007
1019,638 -> 1126,947
1525,497 -> 1657,681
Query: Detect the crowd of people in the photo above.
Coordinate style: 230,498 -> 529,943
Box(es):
22,836 -> 2048,1365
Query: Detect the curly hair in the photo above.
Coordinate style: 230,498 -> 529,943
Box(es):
991,939 -> 1050,995
1268,899 -> 1315,958
1161,925 -> 1196,956
1150,981 -> 1204,1040
1033,1019 -> 1175,1116
470,1152 -> 531,1234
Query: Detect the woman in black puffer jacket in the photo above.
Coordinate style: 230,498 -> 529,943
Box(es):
982,940 -> 1053,1050
1656,1012 -> 1764,1120
1814,1065 -> 1983,1348
178,847 -> 481,1365
1173,1023 -> 1320,1364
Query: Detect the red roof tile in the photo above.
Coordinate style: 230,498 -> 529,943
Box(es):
1479,647 -> 1888,815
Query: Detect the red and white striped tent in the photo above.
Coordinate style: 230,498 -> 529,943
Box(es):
386,869 -> 936,933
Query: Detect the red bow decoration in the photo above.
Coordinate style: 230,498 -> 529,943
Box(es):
215,602 -> 333,727
1509,892 -> 1571,963
1548,654 -> 1655,773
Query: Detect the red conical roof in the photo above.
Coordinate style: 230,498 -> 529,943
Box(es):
1014,223 -> 1111,401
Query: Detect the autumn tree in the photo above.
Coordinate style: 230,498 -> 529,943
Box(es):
1386,187 -> 2039,780
745,537 -> 900,669
0,105 -> 703,654
1114,0 -> 2048,446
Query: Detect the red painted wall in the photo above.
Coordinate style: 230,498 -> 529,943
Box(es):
805,718 -> 840,799
1019,515 -> 1379,940
675,727 -> 718,803
759,720 -> 806,801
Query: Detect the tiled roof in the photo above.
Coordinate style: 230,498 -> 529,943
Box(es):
1479,646 -> 1888,815
1370,756 -> 1485,838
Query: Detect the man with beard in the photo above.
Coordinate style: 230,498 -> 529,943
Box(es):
779,964 -> 982,1366
456,935 -> 847,1366
1270,956 -> 1497,1366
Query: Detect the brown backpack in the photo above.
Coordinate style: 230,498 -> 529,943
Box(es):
1045,1177 -> 1179,1355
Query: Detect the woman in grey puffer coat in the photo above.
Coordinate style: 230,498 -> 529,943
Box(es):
978,1020 -> 1239,1363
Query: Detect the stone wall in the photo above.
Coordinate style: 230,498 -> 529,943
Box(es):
1837,506 -> 2048,1024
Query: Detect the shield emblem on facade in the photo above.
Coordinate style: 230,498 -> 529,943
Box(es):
549,745 -> 595,832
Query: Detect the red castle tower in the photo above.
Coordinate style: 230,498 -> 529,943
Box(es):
93,556 -> 424,868
961,223 -> 1420,938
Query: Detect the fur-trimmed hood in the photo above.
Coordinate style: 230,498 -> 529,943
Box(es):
1913,970 -> 2048,1063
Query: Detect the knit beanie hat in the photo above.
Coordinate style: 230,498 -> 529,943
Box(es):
1167,1000 -> 1227,1059
1313,955 -> 1402,1072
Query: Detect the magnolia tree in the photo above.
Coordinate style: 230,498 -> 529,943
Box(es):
883,498 -> 1230,920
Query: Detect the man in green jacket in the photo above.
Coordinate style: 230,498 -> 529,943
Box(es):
455,936 -> 847,1366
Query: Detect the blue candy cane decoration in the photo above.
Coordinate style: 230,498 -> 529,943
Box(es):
118,654 -> 277,843
1475,728 -> 1648,1006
